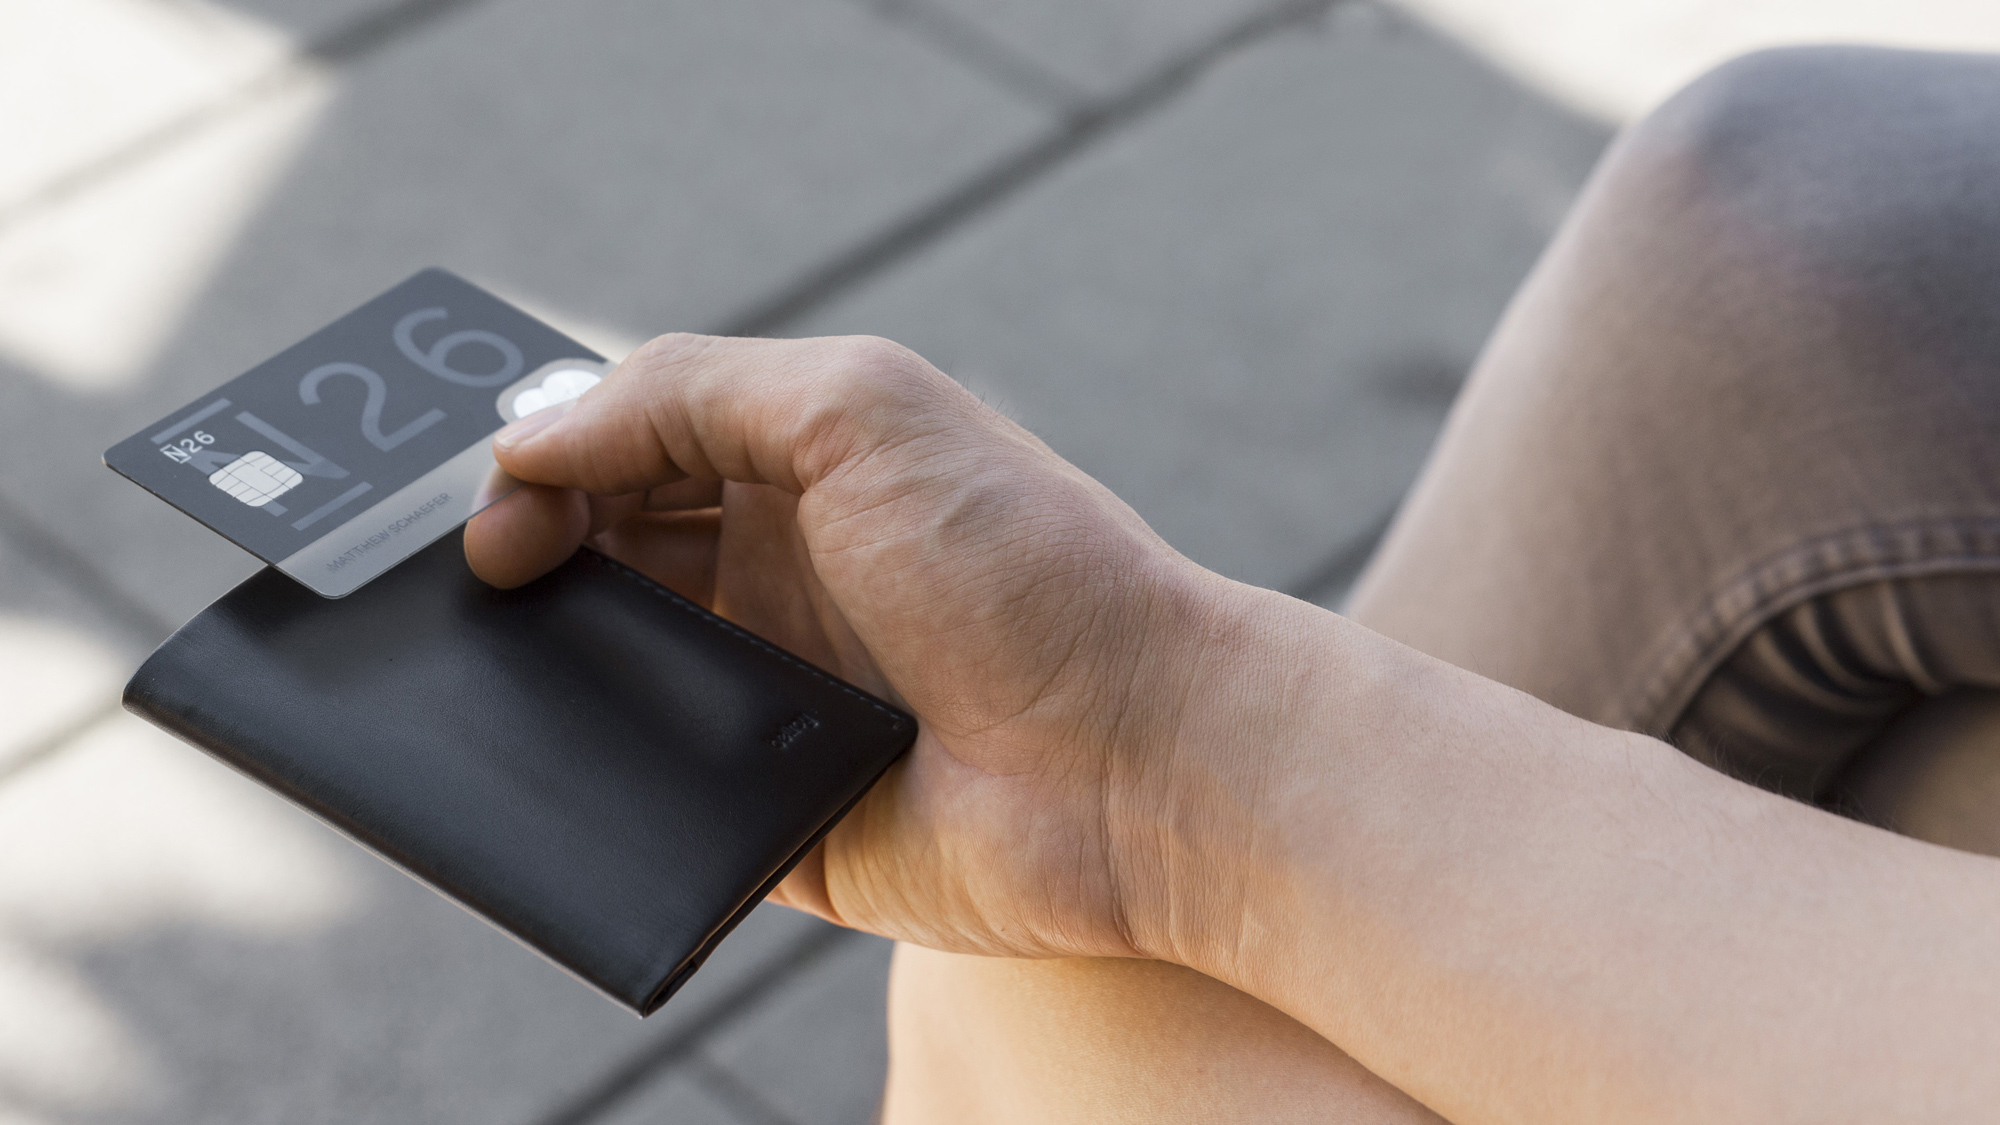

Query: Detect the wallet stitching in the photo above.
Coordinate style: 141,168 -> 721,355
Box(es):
580,548 -> 909,730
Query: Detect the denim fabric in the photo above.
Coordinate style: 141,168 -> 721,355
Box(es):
1347,46 -> 2000,844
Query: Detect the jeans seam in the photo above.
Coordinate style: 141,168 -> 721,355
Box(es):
1624,516 -> 2000,736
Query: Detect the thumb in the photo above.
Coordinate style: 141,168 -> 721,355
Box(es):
491,333 -> 976,499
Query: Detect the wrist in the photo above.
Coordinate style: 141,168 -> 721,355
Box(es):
1097,570 -> 1355,975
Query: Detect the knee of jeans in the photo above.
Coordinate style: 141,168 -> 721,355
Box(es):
1610,45 -> 2000,273
1580,45 -> 2000,383
1627,48 -> 1873,181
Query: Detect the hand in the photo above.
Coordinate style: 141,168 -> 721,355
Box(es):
462,336 -> 2000,1125
465,333 -> 1229,961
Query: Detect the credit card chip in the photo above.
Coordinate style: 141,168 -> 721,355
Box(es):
210,451 -> 303,507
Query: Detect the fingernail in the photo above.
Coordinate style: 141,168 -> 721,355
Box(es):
494,399 -> 576,453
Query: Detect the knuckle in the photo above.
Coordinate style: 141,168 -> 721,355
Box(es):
826,335 -> 932,390
790,337 -> 957,473
808,336 -> 949,415
624,332 -> 715,377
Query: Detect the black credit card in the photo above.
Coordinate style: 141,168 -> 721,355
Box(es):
105,269 -> 610,597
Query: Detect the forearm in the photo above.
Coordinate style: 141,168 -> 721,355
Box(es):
1127,582 -> 2000,1124
480,332 -> 2000,1118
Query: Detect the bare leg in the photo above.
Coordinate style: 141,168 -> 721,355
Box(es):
884,46 -> 2000,1122
883,947 -> 1445,1124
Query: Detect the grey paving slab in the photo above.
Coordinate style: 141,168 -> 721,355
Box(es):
0,711 -> 832,1125
915,0 -> 1275,99
0,528 -> 153,775
0,0 -> 1050,627
1,0 -> 431,216
591,1069 -> 753,1125
200,0 -> 1047,336
700,935 -> 894,1125
212,0 -> 454,44
0,0 -> 290,213
793,6 -> 1608,593
0,78 -> 362,640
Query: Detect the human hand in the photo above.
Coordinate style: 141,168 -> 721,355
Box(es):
460,334 -> 2000,1125
464,334 -> 1233,962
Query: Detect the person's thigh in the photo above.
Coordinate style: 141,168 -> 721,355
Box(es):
884,46 -> 2000,1122
881,946 -> 1445,1125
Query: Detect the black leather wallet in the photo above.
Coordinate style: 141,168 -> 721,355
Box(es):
124,530 -> 914,1015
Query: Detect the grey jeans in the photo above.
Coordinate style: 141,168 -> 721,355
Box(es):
1348,45 -> 2000,854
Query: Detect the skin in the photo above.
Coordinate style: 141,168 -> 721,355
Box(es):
883,946 -> 1447,1123
466,333 -> 2000,1124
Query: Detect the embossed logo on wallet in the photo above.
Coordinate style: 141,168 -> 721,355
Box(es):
105,269 -> 609,599
769,711 -> 823,752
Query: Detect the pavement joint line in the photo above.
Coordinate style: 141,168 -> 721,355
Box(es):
529,924 -> 862,1125
0,0 -> 496,238
0,697 -> 124,790
712,0 -> 1349,339
301,0 -> 497,65
687,1055 -> 805,1125
1283,502 -> 1398,607
852,0 -> 1091,113
0,488 -> 177,644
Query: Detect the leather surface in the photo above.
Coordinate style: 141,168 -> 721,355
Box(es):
124,530 -> 914,1015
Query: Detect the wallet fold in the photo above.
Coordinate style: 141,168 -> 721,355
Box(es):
124,530 -> 914,1014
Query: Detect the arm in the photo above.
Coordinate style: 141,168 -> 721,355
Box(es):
1141,586 -> 2000,1122
468,334 -> 2000,1124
